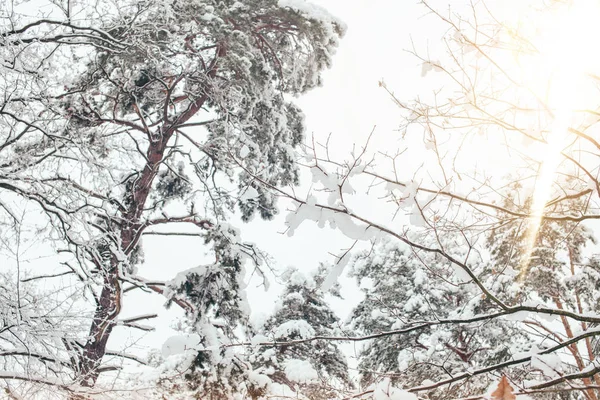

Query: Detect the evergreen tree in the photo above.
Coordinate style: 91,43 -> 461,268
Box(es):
485,192 -> 600,400
349,238 -> 530,399
249,267 -> 352,399
0,0 -> 345,395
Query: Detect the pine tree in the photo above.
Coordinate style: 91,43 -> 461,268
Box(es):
348,238 -> 529,399
0,0 -> 345,395
486,192 -> 600,400
249,267 -> 352,399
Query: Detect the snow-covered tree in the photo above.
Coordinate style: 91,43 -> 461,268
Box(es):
0,0 -> 344,396
349,238 -> 532,399
243,0 -> 600,398
484,193 -> 600,400
249,266 -> 352,399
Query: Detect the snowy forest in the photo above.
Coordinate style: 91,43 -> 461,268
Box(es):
2,0 -> 600,399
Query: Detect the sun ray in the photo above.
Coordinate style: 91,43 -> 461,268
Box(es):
517,0 -> 600,278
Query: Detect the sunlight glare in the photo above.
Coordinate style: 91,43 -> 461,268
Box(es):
519,0 -> 600,278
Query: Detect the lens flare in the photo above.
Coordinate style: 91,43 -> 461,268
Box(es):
518,0 -> 600,278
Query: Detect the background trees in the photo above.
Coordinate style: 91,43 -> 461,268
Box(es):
250,267 -> 352,399
258,0 -> 600,398
348,238 -> 531,399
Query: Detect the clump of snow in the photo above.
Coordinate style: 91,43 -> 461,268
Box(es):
413,268 -> 426,286
247,368 -> 272,390
167,265 -> 208,292
373,378 -> 417,400
274,319 -> 315,339
250,334 -> 269,346
385,181 -> 405,193
451,263 -> 472,282
504,310 -> 529,321
161,334 -> 201,357
240,186 -> 260,201
310,165 -> 338,190
409,203 -> 427,227
531,352 -> 562,378
421,60 -> 443,77
283,358 -> 318,382
321,252 -> 350,291
385,180 -> 418,201
239,144 -> 251,158
283,266 -> 316,289
199,321 -> 222,362
285,202 -> 381,241
278,0 -> 347,32
382,180 -> 430,228
284,292 -> 305,304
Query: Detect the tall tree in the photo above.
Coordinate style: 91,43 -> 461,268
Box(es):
249,266 -> 352,399
349,238 -> 530,399
486,193 -> 600,400
0,0 -> 344,396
